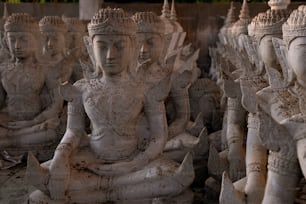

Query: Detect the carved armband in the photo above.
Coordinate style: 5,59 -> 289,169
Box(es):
144,102 -> 166,115
228,135 -> 244,147
227,98 -> 242,111
170,89 -> 189,100
55,143 -> 73,152
247,162 -> 265,174
247,113 -> 259,129
268,151 -> 300,177
67,101 -> 85,116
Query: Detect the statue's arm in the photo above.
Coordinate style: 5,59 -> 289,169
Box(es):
48,83 -> 86,200
53,97 -> 85,161
168,71 -> 192,139
140,99 -> 168,162
34,67 -> 63,124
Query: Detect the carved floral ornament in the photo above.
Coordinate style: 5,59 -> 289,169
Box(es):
88,7 -> 136,38
4,13 -> 38,33
283,5 -> 306,46
39,16 -> 67,33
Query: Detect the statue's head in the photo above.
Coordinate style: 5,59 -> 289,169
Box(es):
39,16 -> 67,57
4,13 -> 39,61
283,5 -> 306,87
133,12 -> 165,65
88,8 -> 136,76
62,17 -> 86,58
249,9 -> 290,68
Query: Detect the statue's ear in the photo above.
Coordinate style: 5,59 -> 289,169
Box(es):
272,37 -> 295,86
83,35 -> 95,67
161,33 -> 173,61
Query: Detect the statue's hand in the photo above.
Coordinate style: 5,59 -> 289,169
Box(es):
7,120 -> 37,129
168,122 -> 184,139
228,147 -> 246,181
88,160 -> 139,176
48,157 -> 70,200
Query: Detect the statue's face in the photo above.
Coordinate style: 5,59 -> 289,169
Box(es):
137,33 -> 163,64
288,37 -> 306,87
93,34 -> 131,75
41,31 -> 65,56
258,35 -> 278,68
7,32 -> 35,59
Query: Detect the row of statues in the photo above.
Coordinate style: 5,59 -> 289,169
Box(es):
0,0 -> 222,203
209,0 -> 306,203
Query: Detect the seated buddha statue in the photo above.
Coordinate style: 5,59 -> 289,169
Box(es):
39,16 -> 75,136
132,11 -> 207,163
0,13 -> 62,162
27,8 -> 194,204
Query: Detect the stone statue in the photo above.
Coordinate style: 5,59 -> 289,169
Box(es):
62,17 -> 88,82
256,4 -> 306,204
27,8 -> 194,204
248,2 -> 296,204
132,11 -> 207,164
221,2 -> 270,203
39,16 -> 74,137
221,1 -> 294,203
0,13 -> 63,168
207,1 -> 247,183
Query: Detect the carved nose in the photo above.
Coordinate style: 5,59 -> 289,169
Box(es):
140,43 -> 148,54
15,39 -> 21,49
106,46 -> 116,60
47,38 -> 53,48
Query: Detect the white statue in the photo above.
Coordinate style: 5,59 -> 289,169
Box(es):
27,8 -> 195,204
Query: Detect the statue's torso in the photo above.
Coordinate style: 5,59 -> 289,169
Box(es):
82,79 -> 145,162
1,63 -> 46,120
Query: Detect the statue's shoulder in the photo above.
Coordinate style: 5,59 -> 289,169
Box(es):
73,78 -> 88,91
60,79 -> 87,102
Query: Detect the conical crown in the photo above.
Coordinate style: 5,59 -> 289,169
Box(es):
268,0 -> 291,10
133,11 -> 165,34
249,9 -> 290,41
232,0 -> 251,36
161,0 -> 170,19
283,5 -> 306,45
62,17 -> 86,33
88,7 -> 136,37
39,16 -> 67,33
5,13 -> 38,33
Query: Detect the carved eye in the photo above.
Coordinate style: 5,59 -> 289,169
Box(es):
146,38 -> 153,46
114,43 -> 122,50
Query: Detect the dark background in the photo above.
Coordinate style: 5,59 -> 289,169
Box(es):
0,0 -> 303,3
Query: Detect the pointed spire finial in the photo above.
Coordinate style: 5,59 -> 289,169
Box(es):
162,0 -> 170,18
3,3 -> 8,20
170,0 -> 177,21
224,1 -> 236,25
239,0 -> 250,21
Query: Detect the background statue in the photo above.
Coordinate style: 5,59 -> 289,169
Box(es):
0,13 -> 63,168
